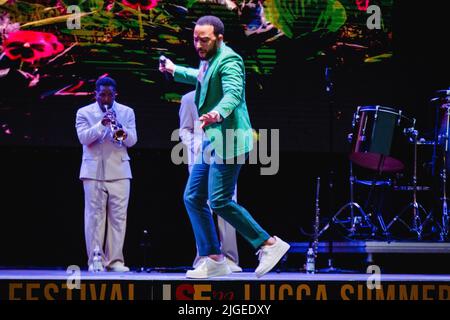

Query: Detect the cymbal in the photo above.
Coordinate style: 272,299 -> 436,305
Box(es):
430,89 -> 450,103
435,89 -> 450,96
430,96 -> 450,102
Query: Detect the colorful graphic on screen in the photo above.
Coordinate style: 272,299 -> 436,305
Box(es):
0,0 -> 393,146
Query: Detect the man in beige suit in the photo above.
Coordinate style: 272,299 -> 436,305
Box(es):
75,77 -> 137,272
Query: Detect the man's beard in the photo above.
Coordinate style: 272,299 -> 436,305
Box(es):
199,40 -> 219,60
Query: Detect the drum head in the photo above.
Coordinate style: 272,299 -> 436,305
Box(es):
358,106 -> 415,124
349,153 -> 404,172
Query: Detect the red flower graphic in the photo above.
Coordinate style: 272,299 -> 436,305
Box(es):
356,0 -> 370,11
122,0 -> 160,10
2,31 -> 64,63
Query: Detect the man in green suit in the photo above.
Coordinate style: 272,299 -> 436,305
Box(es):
159,15 -> 289,278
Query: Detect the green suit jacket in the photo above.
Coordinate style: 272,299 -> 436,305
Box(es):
174,43 -> 253,160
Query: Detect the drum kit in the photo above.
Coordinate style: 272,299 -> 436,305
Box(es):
320,90 -> 450,242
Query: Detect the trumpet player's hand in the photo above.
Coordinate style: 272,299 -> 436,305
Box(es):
199,111 -> 222,129
101,114 -> 112,126
159,56 -> 175,75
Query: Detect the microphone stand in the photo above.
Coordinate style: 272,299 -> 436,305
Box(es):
325,65 -> 336,220
318,63 -> 356,273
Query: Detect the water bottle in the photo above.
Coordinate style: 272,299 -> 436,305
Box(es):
139,229 -> 151,272
306,248 -> 315,274
92,245 -> 103,272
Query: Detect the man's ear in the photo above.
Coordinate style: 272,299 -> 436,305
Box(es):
218,34 -> 224,42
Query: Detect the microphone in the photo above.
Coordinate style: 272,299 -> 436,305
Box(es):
159,55 -> 166,66
159,55 -> 170,81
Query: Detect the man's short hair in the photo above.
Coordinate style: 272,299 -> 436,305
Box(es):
196,15 -> 225,36
96,76 -> 117,91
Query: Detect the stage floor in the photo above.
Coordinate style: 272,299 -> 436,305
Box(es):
1,269 -> 449,301
1,269 -> 450,282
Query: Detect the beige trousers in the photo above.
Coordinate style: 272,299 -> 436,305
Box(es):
83,179 -> 130,267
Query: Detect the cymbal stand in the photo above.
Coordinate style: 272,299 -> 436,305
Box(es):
319,160 -> 375,238
386,130 -> 430,239
438,104 -> 450,240
356,153 -> 393,239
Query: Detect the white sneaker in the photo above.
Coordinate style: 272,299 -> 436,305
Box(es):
106,262 -> 130,272
254,236 -> 290,278
192,256 -> 207,269
88,264 -> 105,272
194,256 -> 242,272
186,257 -> 232,279
226,257 -> 243,272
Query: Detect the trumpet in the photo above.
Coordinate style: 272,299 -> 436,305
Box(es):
102,106 -> 127,145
